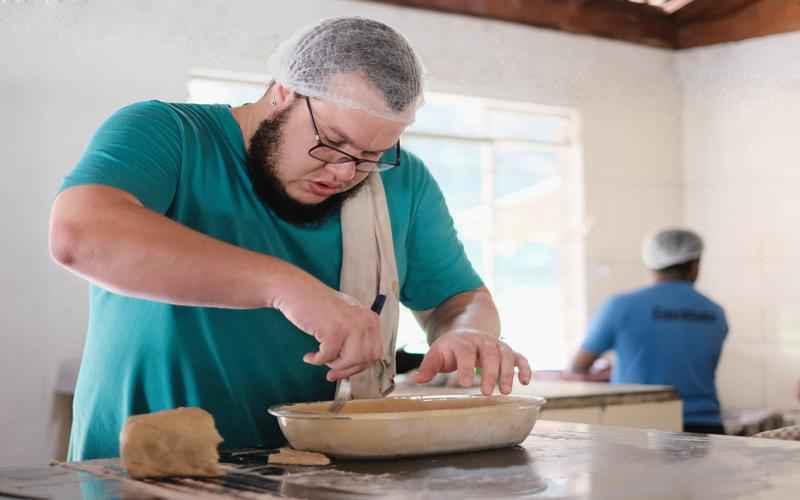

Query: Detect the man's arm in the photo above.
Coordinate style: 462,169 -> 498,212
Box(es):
51,185 -> 303,309
411,287 -> 531,395
413,286 -> 500,343
565,298 -> 618,379
50,184 -> 383,381
569,349 -> 600,375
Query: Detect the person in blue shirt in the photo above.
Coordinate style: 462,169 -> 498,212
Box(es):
570,229 -> 729,434
48,17 -> 532,460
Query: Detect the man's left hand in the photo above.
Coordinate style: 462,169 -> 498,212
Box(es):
413,330 -> 532,395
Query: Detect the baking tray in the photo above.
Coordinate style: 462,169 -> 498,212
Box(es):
268,394 -> 546,459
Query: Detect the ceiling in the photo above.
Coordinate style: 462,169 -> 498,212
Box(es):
625,0 -> 697,15
364,0 -> 800,49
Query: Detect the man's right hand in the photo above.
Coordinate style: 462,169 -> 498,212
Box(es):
275,282 -> 384,382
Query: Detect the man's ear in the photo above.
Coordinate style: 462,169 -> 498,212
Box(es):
271,82 -> 299,109
690,259 -> 701,280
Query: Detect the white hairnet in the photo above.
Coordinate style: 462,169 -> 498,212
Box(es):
642,228 -> 704,271
267,17 -> 425,124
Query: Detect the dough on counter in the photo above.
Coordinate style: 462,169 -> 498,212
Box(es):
120,407 -> 224,478
268,447 -> 331,466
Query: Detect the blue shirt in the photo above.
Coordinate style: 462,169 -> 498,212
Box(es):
582,281 -> 728,426
60,101 -> 483,460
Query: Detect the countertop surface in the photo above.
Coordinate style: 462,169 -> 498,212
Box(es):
2,420 -> 798,499
394,378 -> 680,409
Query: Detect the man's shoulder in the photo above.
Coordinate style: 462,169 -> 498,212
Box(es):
380,147 -> 431,186
113,100 -> 223,126
690,288 -> 726,315
154,100 -> 225,116
611,286 -> 653,306
379,147 -> 440,205
595,292 -> 636,320
604,285 -> 667,315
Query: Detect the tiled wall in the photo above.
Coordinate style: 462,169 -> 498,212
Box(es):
678,33 -> 800,410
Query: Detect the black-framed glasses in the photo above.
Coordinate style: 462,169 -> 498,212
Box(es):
304,97 -> 401,172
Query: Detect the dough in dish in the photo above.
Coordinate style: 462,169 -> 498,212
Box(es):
120,407 -> 224,478
268,447 -> 331,466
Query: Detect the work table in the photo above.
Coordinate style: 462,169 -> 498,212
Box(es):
396,377 -> 683,431
395,377 -> 679,408
2,420 -> 797,499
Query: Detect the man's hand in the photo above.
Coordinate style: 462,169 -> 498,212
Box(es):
275,282 -> 384,382
413,329 -> 532,395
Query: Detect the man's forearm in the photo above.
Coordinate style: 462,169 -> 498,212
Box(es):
570,350 -> 598,374
49,185 -> 314,309
415,287 -> 501,345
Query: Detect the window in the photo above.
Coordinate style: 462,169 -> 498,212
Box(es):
187,72 -> 586,370
399,93 -> 585,370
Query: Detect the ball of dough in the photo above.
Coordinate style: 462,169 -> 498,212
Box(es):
120,407 -> 224,478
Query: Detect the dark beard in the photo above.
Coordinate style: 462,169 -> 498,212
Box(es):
245,111 -> 365,226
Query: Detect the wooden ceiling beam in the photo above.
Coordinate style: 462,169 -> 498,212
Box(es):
675,0 -> 800,49
366,0 -> 677,49
671,0 -> 755,23
364,0 -> 800,49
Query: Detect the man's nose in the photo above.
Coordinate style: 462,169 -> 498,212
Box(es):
325,161 -> 357,183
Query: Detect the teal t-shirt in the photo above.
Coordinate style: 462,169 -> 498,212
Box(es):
62,101 -> 483,460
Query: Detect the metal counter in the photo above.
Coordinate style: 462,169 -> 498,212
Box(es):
2,420 -> 798,499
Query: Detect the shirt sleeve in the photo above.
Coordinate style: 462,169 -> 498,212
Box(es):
59,100 -> 182,214
719,307 -> 729,339
399,154 -> 484,311
581,297 -> 622,355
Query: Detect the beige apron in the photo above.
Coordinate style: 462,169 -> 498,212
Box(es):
336,173 -> 400,399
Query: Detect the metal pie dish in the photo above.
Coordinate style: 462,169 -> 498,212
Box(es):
268,394 -> 547,459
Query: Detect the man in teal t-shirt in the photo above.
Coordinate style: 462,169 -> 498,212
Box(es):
50,17 -> 532,461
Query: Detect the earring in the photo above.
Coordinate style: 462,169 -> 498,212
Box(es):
271,98 -> 277,106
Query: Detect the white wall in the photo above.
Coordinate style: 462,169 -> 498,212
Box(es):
677,33 -> 800,411
0,0 -> 681,466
